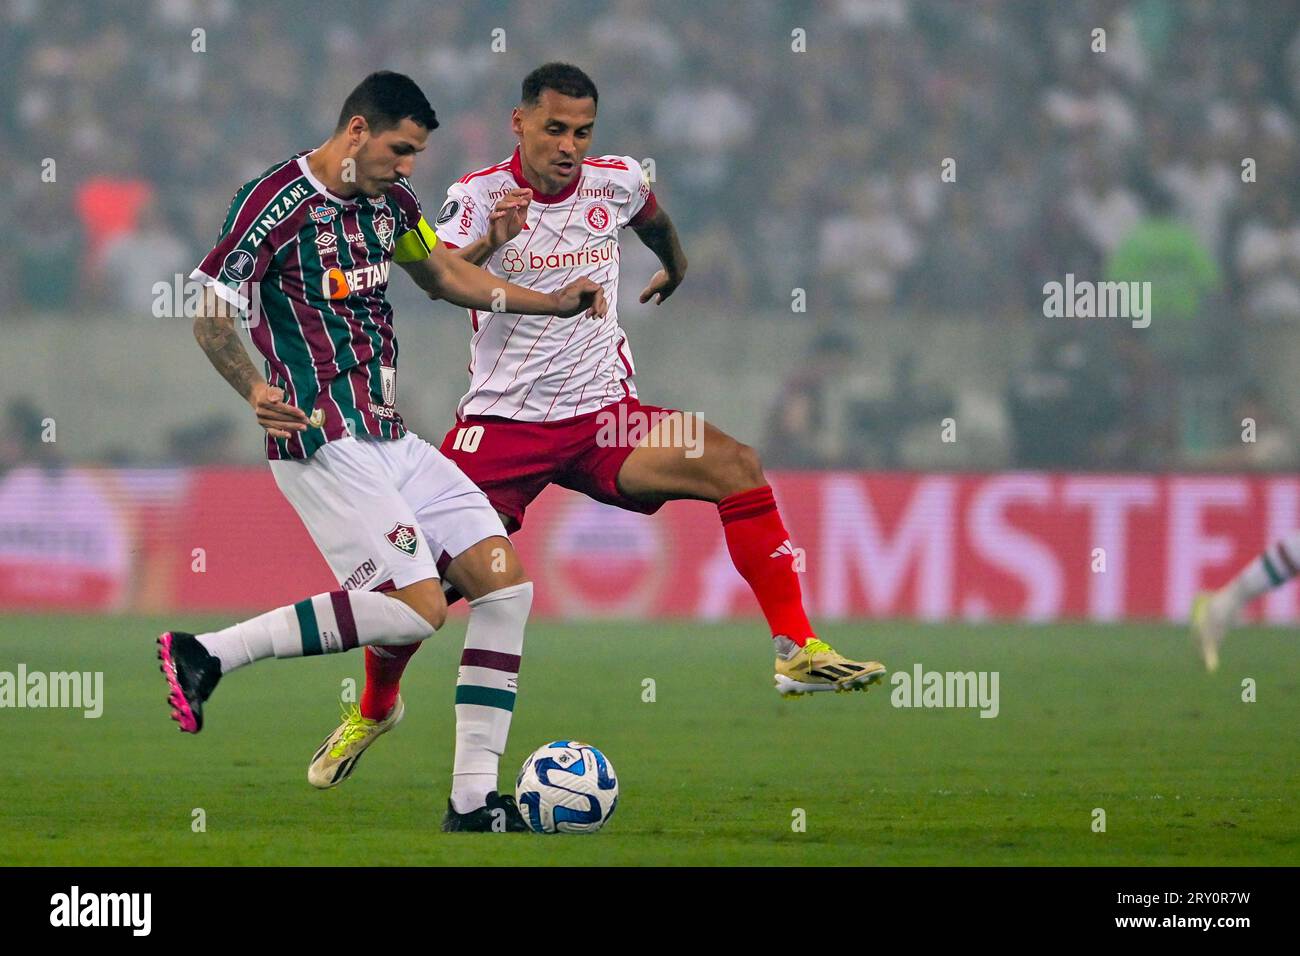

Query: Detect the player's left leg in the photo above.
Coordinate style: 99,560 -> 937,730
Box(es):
611,408 -> 884,695
438,537 -> 533,831
1192,529 -> 1300,672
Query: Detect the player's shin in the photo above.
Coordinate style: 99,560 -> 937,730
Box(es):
717,485 -> 815,651
451,581 -> 533,812
1217,530 -> 1300,615
196,590 -> 437,674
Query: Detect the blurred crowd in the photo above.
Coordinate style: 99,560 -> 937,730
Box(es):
4,0 -> 1300,470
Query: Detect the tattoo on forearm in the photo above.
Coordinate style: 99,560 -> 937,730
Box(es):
194,312 -> 262,399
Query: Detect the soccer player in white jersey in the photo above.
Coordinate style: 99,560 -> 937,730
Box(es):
162,71 -> 607,831
311,64 -> 886,816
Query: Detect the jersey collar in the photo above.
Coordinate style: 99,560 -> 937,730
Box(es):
509,146 -> 581,204
297,150 -> 362,206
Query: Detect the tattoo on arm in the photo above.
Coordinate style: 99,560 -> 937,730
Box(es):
193,295 -> 263,400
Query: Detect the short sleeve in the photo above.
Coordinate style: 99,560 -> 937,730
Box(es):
191,179 -> 280,311
433,182 -> 489,249
617,156 -> 657,228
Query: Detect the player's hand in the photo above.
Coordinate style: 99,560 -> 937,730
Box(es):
552,278 -> 608,319
487,188 -> 532,247
639,268 -> 684,305
249,383 -> 310,439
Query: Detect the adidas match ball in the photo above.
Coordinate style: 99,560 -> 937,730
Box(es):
515,740 -> 619,834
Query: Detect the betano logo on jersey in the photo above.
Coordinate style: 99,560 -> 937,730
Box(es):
499,238 -> 615,275
322,261 -> 391,300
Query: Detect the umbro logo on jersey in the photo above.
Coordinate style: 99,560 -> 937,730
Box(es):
385,523 -> 420,557
309,204 -> 338,225
314,231 -> 337,249
770,539 -> 796,559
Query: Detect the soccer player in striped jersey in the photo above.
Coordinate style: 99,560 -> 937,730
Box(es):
312,63 -> 885,803
160,71 -> 606,831
1192,533 -> 1300,672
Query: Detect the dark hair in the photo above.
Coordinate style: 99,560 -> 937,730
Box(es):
521,62 -> 598,108
337,71 -> 439,133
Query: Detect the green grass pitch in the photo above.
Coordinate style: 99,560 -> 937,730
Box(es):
1,613 -> 1296,865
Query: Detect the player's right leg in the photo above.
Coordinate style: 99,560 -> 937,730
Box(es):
159,578 -> 443,734
1191,531 -> 1300,671
159,436 -> 448,734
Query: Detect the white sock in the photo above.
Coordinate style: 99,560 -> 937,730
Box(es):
1219,531 -> 1300,615
450,581 -> 533,813
197,589 -> 437,674
773,635 -> 800,659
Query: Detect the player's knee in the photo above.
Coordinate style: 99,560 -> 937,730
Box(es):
717,440 -> 764,494
390,581 -> 447,632
734,442 -> 765,484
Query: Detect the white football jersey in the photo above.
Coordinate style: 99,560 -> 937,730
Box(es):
434,148 -> 657,421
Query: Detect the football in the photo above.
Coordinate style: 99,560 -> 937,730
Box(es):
515,740 -> 619,834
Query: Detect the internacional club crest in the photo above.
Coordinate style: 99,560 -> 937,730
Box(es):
385,522 -> 419,557
585,202 -> 612,234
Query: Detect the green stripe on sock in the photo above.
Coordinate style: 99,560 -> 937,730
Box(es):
455,684 -> 516,711
294,598 -> 322,656
1261,554 -> 1285,588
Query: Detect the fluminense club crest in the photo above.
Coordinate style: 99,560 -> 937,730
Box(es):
374,211 -> 395,250
385,522 -> 419,557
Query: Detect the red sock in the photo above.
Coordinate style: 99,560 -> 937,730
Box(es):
717,485 -> 814,645
361,642 -> 421,719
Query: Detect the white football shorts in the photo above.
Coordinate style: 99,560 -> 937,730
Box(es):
270,432 -> 506,592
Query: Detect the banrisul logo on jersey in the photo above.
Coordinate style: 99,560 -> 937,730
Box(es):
499,238 -> 615,275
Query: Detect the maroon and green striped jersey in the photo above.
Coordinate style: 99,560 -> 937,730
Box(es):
192,150 -> 439,460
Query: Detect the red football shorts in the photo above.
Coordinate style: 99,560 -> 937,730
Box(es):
438,397 -> 677,531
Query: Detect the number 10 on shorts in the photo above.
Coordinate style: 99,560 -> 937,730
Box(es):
452,425 -> 485,453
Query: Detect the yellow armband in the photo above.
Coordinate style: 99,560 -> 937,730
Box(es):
392,215 -> 439,263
